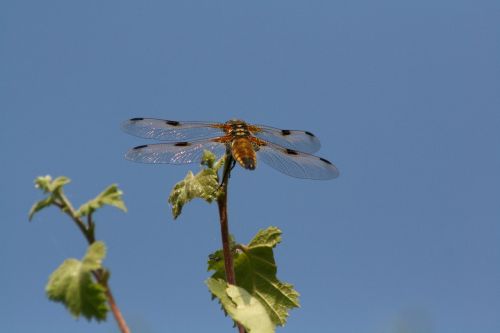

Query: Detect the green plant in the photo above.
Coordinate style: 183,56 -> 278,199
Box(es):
29,175 -> 130,333
170,151 -> 299,333
29,151 -> 300,333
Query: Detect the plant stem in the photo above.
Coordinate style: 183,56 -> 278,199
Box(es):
53,192 -> 93,244
94,270 -> 130,333
217,154 -> 246,333
105,288 -> 130,333
55,190 -> 130,333
217,159 -> 236,286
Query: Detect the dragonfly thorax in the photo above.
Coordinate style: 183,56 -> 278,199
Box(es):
225,120 -> 252,138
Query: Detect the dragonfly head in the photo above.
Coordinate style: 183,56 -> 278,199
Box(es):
226,119 -> 246,126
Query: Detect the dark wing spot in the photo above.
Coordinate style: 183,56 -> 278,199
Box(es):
285,149 -> 299,155
133,144 -> 148,150
281,129 -> 291,136
305,131 -> 315,137
319,157 -> 332,165
130,117 -> 144,121
174,142 -> 190,146
166,120 -> 180,126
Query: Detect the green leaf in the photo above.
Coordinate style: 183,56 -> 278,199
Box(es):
206,278 -> 275,333
46,241 -> 109,321
168,150 -> 226,219
209,227 -> 300,326
29,175 -> 72,221
76,184 -> 127,217
248,226 -> 282,248
168,151 -> 225,219
207,235 -> 236,272
200,149 -> 217,168
29,196 -> 54,221
34,175 -> 71,193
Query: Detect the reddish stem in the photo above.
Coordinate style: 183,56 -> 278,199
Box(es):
105,287 -> 130,333
217,155 -> 246,333
92,270 -> 130,333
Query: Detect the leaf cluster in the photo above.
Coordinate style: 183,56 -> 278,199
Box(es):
31,151 -> 302,332
29,175 -> 127,322
29,175 -> 126,222
167,151 -> 300,332
208,227 -> 300,332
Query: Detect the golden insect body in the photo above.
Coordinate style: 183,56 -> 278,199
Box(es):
230,137 -> 257,170
220,120 -> 262,170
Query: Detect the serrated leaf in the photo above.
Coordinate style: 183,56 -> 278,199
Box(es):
29,196 -> 54,221
76,184 -> 127,217
46,241 -> 109,321
248,226 -> 282,248
168,169 -> 219,219
209,227 -> 300,326
207,278 -> 275,333
167,150 -> 225,219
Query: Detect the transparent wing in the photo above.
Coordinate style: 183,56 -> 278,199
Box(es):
251,124 -> 321,153
122,118 -> 224,141
124,140 -> 227,164
256,143 -> 339,180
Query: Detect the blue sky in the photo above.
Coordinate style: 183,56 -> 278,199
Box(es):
1,1 -> 499,332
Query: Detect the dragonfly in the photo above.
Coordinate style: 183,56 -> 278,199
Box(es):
122,118 -> 339,180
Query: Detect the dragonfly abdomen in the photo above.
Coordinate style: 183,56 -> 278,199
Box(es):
231,138 -> 257,170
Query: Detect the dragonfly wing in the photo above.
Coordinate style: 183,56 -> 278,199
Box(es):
122,118 -> 224,141
252,124 -> 321,153
125,140 -> 227,164
256,143 -> 339,180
